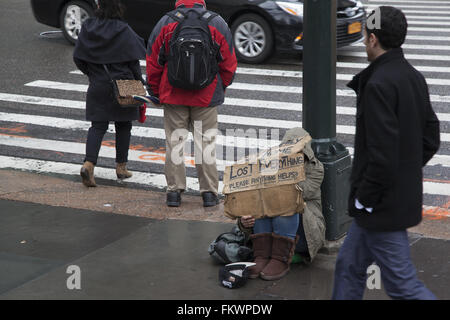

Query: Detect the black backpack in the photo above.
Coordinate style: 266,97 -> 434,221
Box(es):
165,9 -> 220,90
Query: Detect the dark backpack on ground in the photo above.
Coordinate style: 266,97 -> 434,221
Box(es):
165,9 -> 220,90
208,226 -> 253,264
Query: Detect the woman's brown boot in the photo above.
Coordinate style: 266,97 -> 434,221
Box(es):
260,233 -> 297,281
116,163 -> 132,179
80,161 -> 96,187
248,233 -> 273,279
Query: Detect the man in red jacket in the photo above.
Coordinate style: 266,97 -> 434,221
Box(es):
146,0 -> 237,207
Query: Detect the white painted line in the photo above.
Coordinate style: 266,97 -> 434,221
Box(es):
337,62 -> 450,74
2,92 -> 449,122
406,15 -> 450,21
369,0 -> 450,5
354,42 -> 450,52
423,181 -> 450,196
237,66 -> 450,87
367,4 -> 450,9
24,80 -> 450,103
339,51 -> 450,61
0,112 -> 282,149
0,155 -> 207,193
406,35 -> 450,41
0,154 -> 446,196
409,20 -> 450,26
401,9 -> 450,15
0,133 -> 233,171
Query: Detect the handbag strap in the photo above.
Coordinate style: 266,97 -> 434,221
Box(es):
103,63 -> 146,87
102,64 -> 114,82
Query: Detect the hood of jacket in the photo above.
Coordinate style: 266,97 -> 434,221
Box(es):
73,18 -> 145,64
175,0 -> 206,8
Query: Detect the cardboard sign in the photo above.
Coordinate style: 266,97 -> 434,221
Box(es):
222,134 -> 312,194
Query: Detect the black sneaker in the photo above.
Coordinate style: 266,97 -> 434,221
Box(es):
202,192 -> 219,207
166,191 -> 181,207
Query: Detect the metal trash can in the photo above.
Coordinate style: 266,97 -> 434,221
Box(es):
315,142 -> 353,241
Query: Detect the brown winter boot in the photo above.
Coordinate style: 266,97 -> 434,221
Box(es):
116,163 -> 132,179
248,233 -> 273,279
80,161 -> 96,187
260,233 -> 297,281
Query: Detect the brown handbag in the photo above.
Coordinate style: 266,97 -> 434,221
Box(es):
103,64 -> 146,108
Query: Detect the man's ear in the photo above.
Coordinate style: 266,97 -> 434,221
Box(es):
369,32 -> 378,48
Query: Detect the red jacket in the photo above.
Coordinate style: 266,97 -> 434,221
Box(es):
146,0 -> 237,107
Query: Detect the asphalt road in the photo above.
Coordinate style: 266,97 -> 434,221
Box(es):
0,0 -> 448,211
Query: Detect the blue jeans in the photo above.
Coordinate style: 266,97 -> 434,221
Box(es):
332,221 -> 436,300
254,214 -> 299,240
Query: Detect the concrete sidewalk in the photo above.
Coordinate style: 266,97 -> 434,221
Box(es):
0,169 -> 449,299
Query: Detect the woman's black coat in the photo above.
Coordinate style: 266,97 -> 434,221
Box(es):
347,48 -> 440,232
73,18 -> 146,122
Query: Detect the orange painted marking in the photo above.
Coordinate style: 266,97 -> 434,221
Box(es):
422,201 -> 450,221
0,125 -> 28,134
423,178 -> 450,184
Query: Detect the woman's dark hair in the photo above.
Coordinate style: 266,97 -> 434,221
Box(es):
95,0 -> 125,20
365,6 -> 408,50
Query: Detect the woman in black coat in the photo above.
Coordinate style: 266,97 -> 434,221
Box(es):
73,0 -> 146,187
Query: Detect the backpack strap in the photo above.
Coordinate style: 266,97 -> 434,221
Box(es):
200,11 -> 218,24
165,10 -> 186,23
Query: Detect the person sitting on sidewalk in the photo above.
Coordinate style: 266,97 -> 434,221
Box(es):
237,128 -> 326,280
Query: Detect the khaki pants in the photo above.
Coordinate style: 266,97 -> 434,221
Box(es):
164,104 -> 219,195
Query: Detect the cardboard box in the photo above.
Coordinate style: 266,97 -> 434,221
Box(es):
223,134 -> 311,219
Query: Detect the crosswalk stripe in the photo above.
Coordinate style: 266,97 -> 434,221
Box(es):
1,154 -> 447,196
367,4 -> 450,9
0,155 -> 207,193
0,134 -> 233,170
406,35 -> 450,41
406,15 -> 450,21
237,67 -> 450,87
400,10 -> 450,15
336,62 -> 450,74
0,111 -> 282,149
354,42 -> 450,51
24,80 -> 450,103
2,92 -> 449,122
408,20 -> 450,26
0,111 -> 449,163
340,51 -> 450,61
369,0 -> 450,5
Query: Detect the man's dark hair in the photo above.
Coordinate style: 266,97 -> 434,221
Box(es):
366,6 -> 408,50
95,0 -> 125,20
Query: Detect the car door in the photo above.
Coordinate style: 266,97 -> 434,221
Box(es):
124,0 -> 173,41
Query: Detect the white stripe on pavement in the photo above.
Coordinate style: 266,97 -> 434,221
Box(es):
367,4 -> 450,9
2,92 -> 449,122
0,155 -> 206,193
0,133 -> 233,171
0,154 -> 446,196
354,42 -> 450,52
23,80 -> 450,103
339,51 -> 450,61
0,112 -> 282,149
337,62 -> 450,74
368,1 -> 450,5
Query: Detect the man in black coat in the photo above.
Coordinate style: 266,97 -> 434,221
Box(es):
332,6 -> 440,300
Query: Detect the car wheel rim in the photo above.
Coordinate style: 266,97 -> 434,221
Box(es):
234,21 -> 266,58
64,5 -> 90,40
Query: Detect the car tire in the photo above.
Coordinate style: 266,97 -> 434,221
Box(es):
231,14 -> 274,64
60,1 -> 94,45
